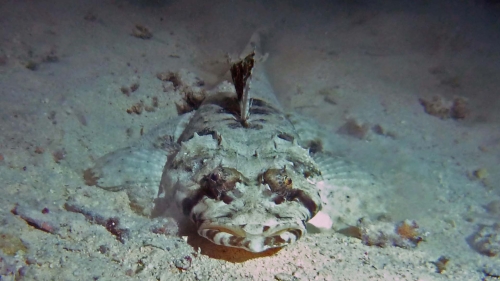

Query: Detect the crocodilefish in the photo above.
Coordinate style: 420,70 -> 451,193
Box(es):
85,32 -> 353,253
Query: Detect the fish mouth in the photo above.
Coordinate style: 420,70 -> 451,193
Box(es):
198,224 -> 304,253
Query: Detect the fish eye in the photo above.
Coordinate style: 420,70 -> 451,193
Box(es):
200,167 -> 245,202
262,168 -> 319,215
210,172 -> 220,182
261,168 -> 293,193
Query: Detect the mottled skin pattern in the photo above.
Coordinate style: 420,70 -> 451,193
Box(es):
160,89 -> 323,252
87,35 -> 325,252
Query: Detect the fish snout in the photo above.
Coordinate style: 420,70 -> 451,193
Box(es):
198,222 -> 305,252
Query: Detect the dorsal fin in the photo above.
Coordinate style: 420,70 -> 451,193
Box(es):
230,51 -> 255,127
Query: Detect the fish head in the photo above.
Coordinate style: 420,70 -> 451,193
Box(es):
182,166 -> 322,253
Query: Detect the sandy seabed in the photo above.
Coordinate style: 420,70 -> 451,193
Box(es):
1,0 -> 500,280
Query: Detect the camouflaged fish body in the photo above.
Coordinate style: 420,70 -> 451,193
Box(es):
87,34 -> 325,253
160,46 -> 324,252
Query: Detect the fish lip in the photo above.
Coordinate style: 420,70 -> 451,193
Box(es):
198,223 -> 305,252
199,224 -> 246,237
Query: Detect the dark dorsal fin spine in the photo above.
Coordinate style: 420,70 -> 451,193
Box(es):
230,51 -> 255,126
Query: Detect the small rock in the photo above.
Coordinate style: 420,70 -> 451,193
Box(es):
174,256 -> 192,270
470,223 -> 500,256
